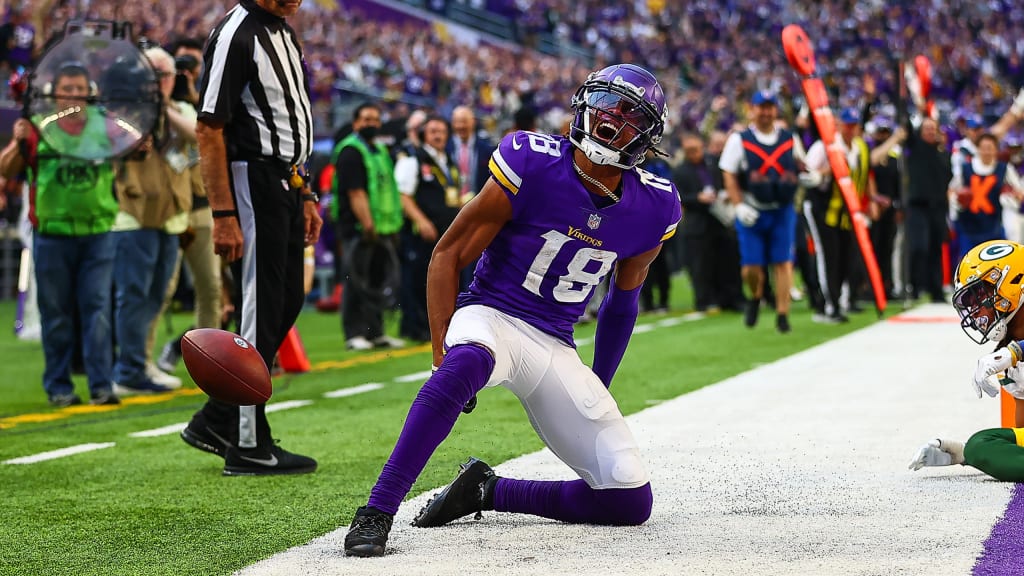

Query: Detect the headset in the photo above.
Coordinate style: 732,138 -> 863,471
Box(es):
41,61 -> 98,98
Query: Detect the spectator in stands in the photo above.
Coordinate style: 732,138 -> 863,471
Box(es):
395,115 -> 463,342
111,47 -> 194,395
332,102 -> 405,350
0,61 -> 120,406
720,90 -> 804,333
675,133 -> 743,313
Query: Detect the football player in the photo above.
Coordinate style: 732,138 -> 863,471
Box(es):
343,64 -> 682,557
909,240 -> 1024,481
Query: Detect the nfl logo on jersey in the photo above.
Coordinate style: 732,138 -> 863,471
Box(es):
587,213 -> 602,230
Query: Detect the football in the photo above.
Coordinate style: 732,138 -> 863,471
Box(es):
181,329 -> 272,405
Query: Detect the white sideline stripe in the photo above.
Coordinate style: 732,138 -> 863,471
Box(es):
394,371 -> 433,383
265,400 -> 314,412
632,324 -> 655,334
130,423 -> 186,438
322,383 -> 384,398
4,442 -> 116,465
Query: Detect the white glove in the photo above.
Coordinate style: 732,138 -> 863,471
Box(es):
735,203 -> 759,227
908,438 -> 965,471
798,171 -> 823,189
1012,87 -> 1024,117
972,347 -> 1015,398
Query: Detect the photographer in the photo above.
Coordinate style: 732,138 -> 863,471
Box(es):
110,46 -> 194,394
170,38 -> 203,107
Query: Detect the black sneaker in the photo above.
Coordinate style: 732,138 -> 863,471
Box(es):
48,393 -> 82,408
222,443 -> 317,476
412,457 -> 499,528
89,389 -> 121,405
776,314 -> 791,334
344,506 -> 394,557
181,422 -> 232,458
744,299 -> 760,328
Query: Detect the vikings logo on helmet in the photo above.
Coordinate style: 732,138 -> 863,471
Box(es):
953,240 -> 1024,344
569,63 -> 667,170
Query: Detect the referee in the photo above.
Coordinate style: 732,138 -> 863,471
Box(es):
180,0 -> 322,475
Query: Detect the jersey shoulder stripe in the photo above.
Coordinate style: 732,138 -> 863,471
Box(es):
489,146 -> 522,194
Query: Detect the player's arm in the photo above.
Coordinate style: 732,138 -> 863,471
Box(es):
590,244 -> 663,388
427,177 -> 512,368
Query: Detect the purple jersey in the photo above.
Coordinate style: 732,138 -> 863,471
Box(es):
457,131 -> 682,346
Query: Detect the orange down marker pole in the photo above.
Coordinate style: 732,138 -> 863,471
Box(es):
277,326 -> 311,373
1002,389 -> 1015,428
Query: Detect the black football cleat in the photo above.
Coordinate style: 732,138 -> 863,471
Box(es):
222,443 -> 317,476
181,419 -> 232,458
412,457 -> 499,528
344,506 -> 394,557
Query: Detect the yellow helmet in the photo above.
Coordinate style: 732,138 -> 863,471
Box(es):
953,240 -> 1024,344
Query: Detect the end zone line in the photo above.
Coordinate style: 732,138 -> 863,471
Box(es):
3,442 -> 116,465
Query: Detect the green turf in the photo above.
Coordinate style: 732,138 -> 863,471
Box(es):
0,277 -> 884,576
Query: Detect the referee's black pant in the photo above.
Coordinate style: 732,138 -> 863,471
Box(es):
193,159 -> 306,449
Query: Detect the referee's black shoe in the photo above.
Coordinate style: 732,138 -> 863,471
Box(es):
222,443 -> 317,476
412,457 -> 499,527
344,506 -> 394,557
181,414 -> 232,458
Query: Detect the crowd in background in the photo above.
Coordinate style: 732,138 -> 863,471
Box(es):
2,0 -> 1024,403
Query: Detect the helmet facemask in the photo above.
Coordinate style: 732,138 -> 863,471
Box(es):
953,266 -> 1019,344
569,66 -> 666,169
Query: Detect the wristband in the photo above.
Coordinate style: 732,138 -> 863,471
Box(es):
302,192 -> 320,203
211,209 -> 238,219
1009,340 -> 1023,365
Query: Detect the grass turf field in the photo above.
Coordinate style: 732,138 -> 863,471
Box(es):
0,277 -> 879,576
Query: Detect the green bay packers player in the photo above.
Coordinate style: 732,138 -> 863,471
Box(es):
909,240 -> 1024,481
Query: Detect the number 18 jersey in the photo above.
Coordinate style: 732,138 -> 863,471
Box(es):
456,131 -> 682,347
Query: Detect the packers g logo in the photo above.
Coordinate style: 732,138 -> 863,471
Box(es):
979,243 -> 1015,261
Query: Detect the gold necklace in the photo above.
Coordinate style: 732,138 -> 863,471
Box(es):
572,160 -> 620,203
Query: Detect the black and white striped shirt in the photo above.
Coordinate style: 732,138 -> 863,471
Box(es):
198,0 -> 313,165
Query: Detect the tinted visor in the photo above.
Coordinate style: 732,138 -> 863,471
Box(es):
583,89 -> 654,134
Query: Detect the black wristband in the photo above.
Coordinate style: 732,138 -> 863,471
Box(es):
211,209 -> 239,219
302,192 -> 319,203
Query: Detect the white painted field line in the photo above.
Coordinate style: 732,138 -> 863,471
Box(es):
130,400 -> 313,439
322,383 -> 384,398
130,423 -> 186,438
3,442 -> 116,465
265,399 -> 314,412
394,370 -> 433,383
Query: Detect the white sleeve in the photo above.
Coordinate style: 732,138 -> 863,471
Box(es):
718,132 -> 745,174
791,135 -> 807,163
804,140 -> 827,172
1007,163 -> 1024,192
951,151 -> 965,187
394,155 -> 419,196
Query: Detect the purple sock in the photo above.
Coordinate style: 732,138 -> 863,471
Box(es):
493,478 -> 652,526
367,344 -> 494,515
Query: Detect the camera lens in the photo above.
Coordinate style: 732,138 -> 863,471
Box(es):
174,55 -> 199,72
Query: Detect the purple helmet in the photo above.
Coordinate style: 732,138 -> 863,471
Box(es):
569,63 -> 667,169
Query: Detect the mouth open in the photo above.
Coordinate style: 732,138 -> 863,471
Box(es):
594,122 -> 618,143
